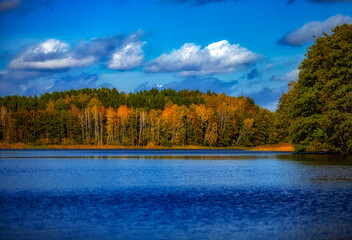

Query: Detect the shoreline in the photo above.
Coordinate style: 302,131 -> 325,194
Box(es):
0,143 -> 294,152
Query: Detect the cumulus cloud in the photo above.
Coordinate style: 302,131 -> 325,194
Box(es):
108,41 -> 145,70
8,39 -> 95,70
145,40 -> 259,76
7,32 -> 145,71
74,32 -> 143,60
78,32 -> 145,70
10,56 -> 95,70
0,0 -> 20,12
278,14 -> 352,46
1,32 -> 145,95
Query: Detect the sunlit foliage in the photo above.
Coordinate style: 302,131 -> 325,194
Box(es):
0,88 -> 277,147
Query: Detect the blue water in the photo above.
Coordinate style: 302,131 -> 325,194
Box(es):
0,150 -> 352,239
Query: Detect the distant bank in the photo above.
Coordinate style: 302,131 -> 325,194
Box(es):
0,143 -> 293,152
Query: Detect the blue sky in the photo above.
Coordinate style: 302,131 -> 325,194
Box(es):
0,0 -> 351,111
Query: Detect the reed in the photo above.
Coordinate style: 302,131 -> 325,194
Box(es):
250,143 -> 294,152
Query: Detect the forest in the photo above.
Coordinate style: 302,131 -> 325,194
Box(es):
0,88 -> 279,147
1,24 -> 351,153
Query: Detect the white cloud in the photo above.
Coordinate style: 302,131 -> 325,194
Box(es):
1,33 -> 145,96
35,39 -> 68,54
8,34 -> 145,71
286,69 -> 299,81
9,56 -> 95,70
279,14 -> 352,46
108,41 -> 145,70
144,40 -> 260,76
8,39 -> 95,70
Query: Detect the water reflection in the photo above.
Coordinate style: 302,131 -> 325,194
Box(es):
0,149 -> 291,158
0,150 -> 352,239
278,153 -> 352,165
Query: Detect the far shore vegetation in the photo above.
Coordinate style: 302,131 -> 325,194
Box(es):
0,142 -> 294,152
0,24 -> 351,153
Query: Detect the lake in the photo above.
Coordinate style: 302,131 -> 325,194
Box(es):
0,149 -> 352,239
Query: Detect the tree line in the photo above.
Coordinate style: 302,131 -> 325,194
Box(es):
0,88 -> 279,147
0,89 -> 279,147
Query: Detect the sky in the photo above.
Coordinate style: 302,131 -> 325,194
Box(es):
0,0 -> 351,111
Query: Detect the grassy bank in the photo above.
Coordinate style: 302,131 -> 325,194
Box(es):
0,142 -> 293,151
249,143 -> 294,152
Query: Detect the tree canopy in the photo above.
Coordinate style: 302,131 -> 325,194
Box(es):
0,88 -> 277,147
276,24 -> 352,153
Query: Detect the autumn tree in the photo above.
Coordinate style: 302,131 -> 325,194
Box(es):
117,105 -> 129,145
0,106 -> 12,143
106,107 -> 117,145
0,88 -> 280,147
